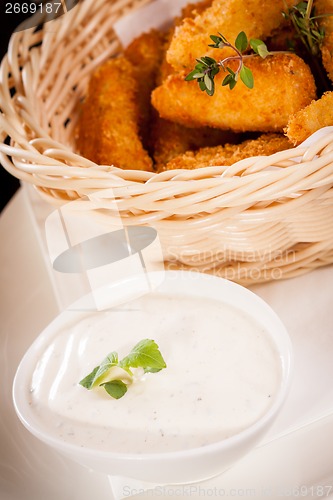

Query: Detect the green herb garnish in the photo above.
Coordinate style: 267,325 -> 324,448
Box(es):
282,0 -> 326,57
185,31 -> 270,95
282,0 -> 333,93
79,339 -> 167,399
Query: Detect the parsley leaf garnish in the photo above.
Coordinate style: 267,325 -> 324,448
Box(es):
119,339 -> 167,374
79,339 -> 166,399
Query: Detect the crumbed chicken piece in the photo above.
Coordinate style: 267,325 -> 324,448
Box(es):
166,0 -> 297,71
152,118 -> 239,170
321,34 -> 333,83
124,29 -> 166,149
151,19 -> 238,169
158,2 -> 214,83
121,26 -> 234,170
316,0 -> 333,31
151,53 -> 316,133
77,57 -> 153,170
285,91 -> 333,144
176,0 -> 213,24
155,28 -> 176,86
159,133 -> 292,171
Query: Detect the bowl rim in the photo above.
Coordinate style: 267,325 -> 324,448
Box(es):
12,270 -> 293,463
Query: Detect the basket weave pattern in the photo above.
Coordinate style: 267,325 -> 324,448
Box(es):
1,0 -> 333,285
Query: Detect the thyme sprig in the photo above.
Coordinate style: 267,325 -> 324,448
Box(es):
282,0 -> 328,56
282,0 -> 333,93
185,31 -> 270,95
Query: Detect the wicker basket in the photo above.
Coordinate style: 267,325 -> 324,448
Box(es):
1,0 -> 333,285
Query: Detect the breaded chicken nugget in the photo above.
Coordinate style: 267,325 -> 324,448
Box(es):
158,3 -> 214,84
77,57 -> 152,170
160,134 -> 292,171
315,0 -> 333,31
321,34 -> 333,82
285,91 -> 333,144
124,29 -> 165,148
151,21 -> 238,169
151,53 -> 316,133
151,117 -> 239,169
176,0 -> 213,24
315,0 -> 333,83
167,0 -> 297,71
156,29 -> 176,86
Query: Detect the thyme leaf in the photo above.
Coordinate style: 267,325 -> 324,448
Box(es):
185,31 -> 270,95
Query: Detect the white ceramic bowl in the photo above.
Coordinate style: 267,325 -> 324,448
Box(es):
13,270 -> 293,484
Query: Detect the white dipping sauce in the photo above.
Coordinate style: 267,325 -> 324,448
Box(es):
29,294 -> 281,453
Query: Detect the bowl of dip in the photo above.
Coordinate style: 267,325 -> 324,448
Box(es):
13,270 -> 293,484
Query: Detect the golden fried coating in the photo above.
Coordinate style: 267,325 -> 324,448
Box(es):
160,134 -> 292,171
124,29 -> 165,68
157,2 -> 214,83
77,57 -> 153,170
285,91 -> 333,144
151,117 -> 239,169
151,53 -> 316,133
121,26 -> 231,170
315,0 -> 333,34
166,0 -> 297,71
150,17 -> 238,169
124,29 -> 166,149
315,0 -> 333,83
321,33 -> 333,82
176,0 -> 213,25
155,28 -> 176,86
